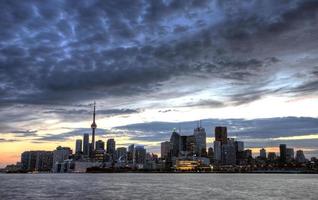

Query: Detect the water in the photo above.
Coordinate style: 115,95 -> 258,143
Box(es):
0,173 -> 317,200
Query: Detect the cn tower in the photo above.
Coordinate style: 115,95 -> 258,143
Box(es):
91,101 -> 97,151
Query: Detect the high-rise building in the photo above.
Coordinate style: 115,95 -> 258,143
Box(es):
170,129 -> 180,157
260,148 -> 266,159
83,134 -> 90,156
91,102 -> 97,151
180,136 -> 187,152
268,152 -> 277,161
127,144 -> 135,163
96,140 -> 105,151
213,141 -> 222,162
215,126 -> 227,144
36,151 -> 53,171
295,150 -> 306,163
161,141 -> 171,159
280,144 -> 287,163
75,139 -> 82,154
244,149 -> 252,159
107,139 -> 116,155
235,141 -> 244,152
21,151 -> 53,171
186,135 -> 196,155
208,147 -> 214,159
286,148 -> 294,162
222,139 -> 236,165
53,146 -> 72,172
193,124 -> 206,157
117,147 -> 127,162
135,146 -> 146,164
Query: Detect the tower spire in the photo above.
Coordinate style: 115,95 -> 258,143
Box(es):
91,101 -> 97,152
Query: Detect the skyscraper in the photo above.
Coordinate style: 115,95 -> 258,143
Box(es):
286,148 -> 294,162
193,124 -> 206,157
95,140 -> 105,151
260,148 -> 266,159
295,150 -> 306,163
107,139 -> 116,155
215,126 -> 227,144
21,151 -> 53,171
117,147 -> 127,162
52,146 -> 72,172
75,139 -> 82,154
214,141 -> 222,162
280,144 -> 287,163
161,141 -> 171,159
127,144 -> 135,164
91,102 -> 97,151
135,146 -> 146,164
222,139 -> 236,165
170,129 -> 180,157
83,134 -> 90,156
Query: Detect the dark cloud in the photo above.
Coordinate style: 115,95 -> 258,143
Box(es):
9,130 -> 38,137
35,128 -> 107,142
115,116 -> 318,141
0,0 -> 317,109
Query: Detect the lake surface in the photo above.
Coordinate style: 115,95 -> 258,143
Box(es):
0,173 -> 317,200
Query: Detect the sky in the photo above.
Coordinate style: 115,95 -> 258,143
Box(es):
1,0 -> 318,167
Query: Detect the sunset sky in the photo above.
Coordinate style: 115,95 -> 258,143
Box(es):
1,0 -> 318,168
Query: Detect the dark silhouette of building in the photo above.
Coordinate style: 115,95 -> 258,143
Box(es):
127,144 -> 135,163
193,122 -> 206,156
135,146 -> 146,164
170,129 -> 180,157
21,151 -> 53,171
107,139 -> 116,158
96,140 -> 105,151
215,126 -> 227,144
280,144 -> 287,163
75,139 -> 82,154
83,134 -> 90,156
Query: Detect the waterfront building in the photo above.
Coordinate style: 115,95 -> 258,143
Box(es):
280,144 -> 287,163
21,151 -> 53,171
235,141 -> 244,152
127,144 -> 135,164
107,139 -> 116,154
83,134 -> 90,156
75,139 -> 82,154
96,140 -> 105,151
193,124 -> 207,157
176,159 -> 199,171
208,147 -> 214,159
170,129 -> 180,157
161,141 -> 171,159
222,139 -> 236,165
53,146 -> 72,172
260,148 -> 266,159
215,126 -> 227,144
244,149 -> 252,159
295,150 -> 306,163
213,141 -> 222,162
186,135 -> 196,156
268,152 -> 277,161
117,147 -> 127,163
94,149 -> 105,162
286,148 -> 294,162
135,146 -> 146,164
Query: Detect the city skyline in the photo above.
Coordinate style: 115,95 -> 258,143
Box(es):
1,0 -> 318,168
